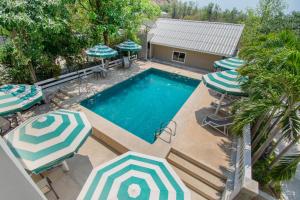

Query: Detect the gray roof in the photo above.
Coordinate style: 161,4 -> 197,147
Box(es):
149,18 -> 244,57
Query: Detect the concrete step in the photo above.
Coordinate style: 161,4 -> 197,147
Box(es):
50,97 -> 63,109
170,148 -> 227,180
171,165 -> 222,200
58,89 -> 74,98
54,92 -> 69,101
168,152 -> 225,191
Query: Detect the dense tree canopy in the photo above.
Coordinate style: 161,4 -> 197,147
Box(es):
0,0 -> 87,83
77,0 -> 160,45
0,0 -> 159,84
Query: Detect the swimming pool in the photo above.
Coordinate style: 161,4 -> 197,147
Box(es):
81,68 -> 200,144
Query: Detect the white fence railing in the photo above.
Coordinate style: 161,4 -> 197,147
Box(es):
222,124 -> 258,200
35,55 -> 137,89
230,124 -> 253,198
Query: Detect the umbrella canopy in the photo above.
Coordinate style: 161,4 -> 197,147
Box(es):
0,84 -> 43,116
117,40 -> 142,52
202,70 -> 246,96
214,57 -> 245,71
77,151 -> 190,200
86,44 -> 118,59
4,109 -> 92,174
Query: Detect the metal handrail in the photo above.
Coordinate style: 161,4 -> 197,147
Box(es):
159,120 -> 177,136
155,120 -> 177,143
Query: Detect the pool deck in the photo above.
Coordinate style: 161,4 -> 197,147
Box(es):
77,62 -> 231,174
23,61 -> 232,199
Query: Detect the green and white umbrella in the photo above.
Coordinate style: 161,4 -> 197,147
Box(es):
214,57 -> 245,71
77,151 -> 190,200
202,70 -> 246,113
86,44 -> 118,69
117,40 -> 142,52
0,84 -> 43,116
202,70 -> 246,96
4,109 -> 92,174
86,44 -> 118,59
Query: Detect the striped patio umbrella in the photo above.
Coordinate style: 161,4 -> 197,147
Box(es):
202,70 -> 247,113
86,44 -> 118,59
202,70 -> 246,96
77,151 -> 190,200
0,84 -> 43,117
214,57 -> 245,71
117,40 -> 142,52
4,109 -> 92,174
86,44 -> 118,70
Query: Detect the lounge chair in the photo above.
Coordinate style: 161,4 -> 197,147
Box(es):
202,114 -> 233,136
211,99 -> 236,113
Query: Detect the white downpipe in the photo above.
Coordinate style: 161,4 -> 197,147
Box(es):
215,93 -> 225,114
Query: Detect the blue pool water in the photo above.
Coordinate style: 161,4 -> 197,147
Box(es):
81,68 -> 200,144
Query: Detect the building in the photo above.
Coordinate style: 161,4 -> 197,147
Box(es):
147,18 -> 244,71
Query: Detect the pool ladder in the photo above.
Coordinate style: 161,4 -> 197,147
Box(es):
155,120 -> 177,143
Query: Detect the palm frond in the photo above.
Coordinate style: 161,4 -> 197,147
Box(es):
270,152 -> 300,182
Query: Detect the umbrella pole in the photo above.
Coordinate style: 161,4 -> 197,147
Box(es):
62,160 -> 70,172
215,93 -> 225,114
101,58 -> 104,68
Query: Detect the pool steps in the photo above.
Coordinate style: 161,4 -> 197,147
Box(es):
49,89 -> 72,109
167,148 -> 227,200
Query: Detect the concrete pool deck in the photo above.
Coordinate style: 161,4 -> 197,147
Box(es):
76,61 -> 231,173
22,61 -> 232,199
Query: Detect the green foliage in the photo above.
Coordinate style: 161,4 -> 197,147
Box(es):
160,1 -> 247,23
0,0 -> 88,83
77,0 -> 160,45
230,3 -> 300,191
270,153 -> 300,182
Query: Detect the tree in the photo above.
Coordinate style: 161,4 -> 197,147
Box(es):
233,30 -> 300,188
0,0 -> 85,83
77,0 -> 160,45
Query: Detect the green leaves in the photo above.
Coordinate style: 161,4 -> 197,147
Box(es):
270,153 -> 300,182
79,0 -> 160,45
0,0 -> 89,83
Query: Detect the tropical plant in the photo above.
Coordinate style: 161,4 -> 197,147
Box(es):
232,29 -> 300,190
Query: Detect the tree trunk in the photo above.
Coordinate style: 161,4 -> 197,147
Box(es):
103,31 -> 109,45
28,62 -> 37,83
252,105 -> 292,165
268,132 -> 285,157
252,112 -> 268,140
252,109 -> 277,149
269,135 -> 300,169
252,120 -> 277,165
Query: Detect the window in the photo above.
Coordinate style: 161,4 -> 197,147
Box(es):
172,51 -> 186,63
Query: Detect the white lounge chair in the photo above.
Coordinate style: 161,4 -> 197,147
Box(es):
202,114 -> 234,136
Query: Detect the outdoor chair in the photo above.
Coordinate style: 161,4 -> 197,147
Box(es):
92,65 -> 108,79
202,114 -> 234,136
123,56 -> 130,68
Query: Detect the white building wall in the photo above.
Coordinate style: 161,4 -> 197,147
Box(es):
0,137 -> 46,200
